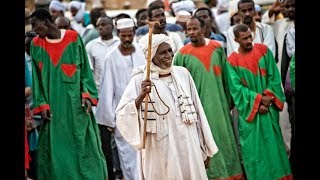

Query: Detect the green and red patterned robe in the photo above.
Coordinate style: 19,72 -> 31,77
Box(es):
174,40 -> 244,179
226,43 -> 292,180
30,30 -> 107,180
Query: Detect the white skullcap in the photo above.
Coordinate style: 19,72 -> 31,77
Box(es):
69,1 -> 85,11
176,10 -> 192,22
140,34 -> 172,61
116,18 -> 135,29
255,4 -> 262,12
171,0 -> 195,15
50,0 -> 66,12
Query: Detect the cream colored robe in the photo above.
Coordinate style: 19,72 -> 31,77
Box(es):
116,65 -> 218,180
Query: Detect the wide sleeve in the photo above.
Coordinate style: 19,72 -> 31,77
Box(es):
225,61 -> 262,122
115,74 -> 143,150
286,28 -> 295,58
263,49 -> 286,111
30,45 -> 50,115
95,55 -> 116,128
261,10 -> 276,24
78,35 -> 98,106
188,70 -> 218,159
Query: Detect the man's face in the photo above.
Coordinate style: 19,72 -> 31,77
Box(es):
96,18 -> 113,37
137,11 -> 147,27
186,18 -> 205,45
238,2 -> 255,25
195,10 -> 212,29
284,0 -> 295,20
153,42 -> 174,69
151,8 -> 166,29
30,17 -> 48,39
118,28 -> 135,48
49,8 -> 62,20
253,11 -> 262,22
235,29 -> 253,52
70,7 -> 78,17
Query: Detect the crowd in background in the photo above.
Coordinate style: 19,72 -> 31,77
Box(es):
24,0 -> 295,179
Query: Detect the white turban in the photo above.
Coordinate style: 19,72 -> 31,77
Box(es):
68,1 -> 85,11
74,9 -> 85,22
140,34 -> 172,61
49,0 -> 66,12
171,0 -> 195,15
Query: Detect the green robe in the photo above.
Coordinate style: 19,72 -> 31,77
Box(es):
30,30 -> 107,180
226,44 -> 292,180
289,54 -> 295,91
174,40 -> 243,179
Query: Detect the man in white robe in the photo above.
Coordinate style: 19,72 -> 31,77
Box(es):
95,18 -> 146,180
115,34 -> 218,180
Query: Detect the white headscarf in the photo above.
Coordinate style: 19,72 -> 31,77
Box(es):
49,0 -> 66,12
140,34 -> 172,61
68,1 -> 84,11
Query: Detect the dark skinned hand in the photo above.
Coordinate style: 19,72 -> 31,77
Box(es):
82,98 -> 92,114
261,95 -> 274,107
204,157 -> 210,169
41,109 -> 52,120
258,104 -> 269,114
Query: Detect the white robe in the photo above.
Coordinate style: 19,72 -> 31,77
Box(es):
115,66 -> 218,180
95,44 -> 146,180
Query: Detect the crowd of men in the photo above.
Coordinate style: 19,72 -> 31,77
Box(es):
24,0 -> 296,179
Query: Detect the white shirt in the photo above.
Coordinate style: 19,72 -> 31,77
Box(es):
85,36 -> 120,94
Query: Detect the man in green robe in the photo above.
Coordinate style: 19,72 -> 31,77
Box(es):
174,17 -> 244,180
226,24 -> 292,180
29,9 -> 107,180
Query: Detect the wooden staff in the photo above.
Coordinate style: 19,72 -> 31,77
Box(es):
141,20 -> 160,149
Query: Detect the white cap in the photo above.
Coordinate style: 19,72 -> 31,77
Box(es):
116,18 -> 135,29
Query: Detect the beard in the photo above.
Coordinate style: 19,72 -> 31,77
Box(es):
243,16 -> 253,24
122,42 -> 132,48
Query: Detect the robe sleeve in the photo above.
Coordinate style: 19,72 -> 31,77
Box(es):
263,49 -> 286,111
95,55 -> 116,128
261,10 -> 276,24
78,35 -> 98,106
186,69 -> 218,159
115,74 -> 143,150
225,61 -> 262,122
30,45 -> 50,115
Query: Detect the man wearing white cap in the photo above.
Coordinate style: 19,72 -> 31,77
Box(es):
96,18 -> 145,180
49,0 -> 66,20
115,33 -> 218,180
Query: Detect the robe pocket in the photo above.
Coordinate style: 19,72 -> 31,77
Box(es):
61,64 -> 77,83
156,116 -> 168,142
